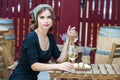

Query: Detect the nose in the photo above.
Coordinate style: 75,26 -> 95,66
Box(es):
44,18 -> 48,23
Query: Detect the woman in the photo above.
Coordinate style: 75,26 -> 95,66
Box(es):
9,4 -> 77,80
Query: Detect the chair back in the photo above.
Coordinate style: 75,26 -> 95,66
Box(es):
108,43 -> 120,64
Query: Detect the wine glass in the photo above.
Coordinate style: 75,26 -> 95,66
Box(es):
68,48 -> 78,63
68,47 -> 78,73
68,53 -> 78,63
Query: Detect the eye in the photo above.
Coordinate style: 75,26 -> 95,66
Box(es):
47,16 -> 52,19
40,16 -> 44,19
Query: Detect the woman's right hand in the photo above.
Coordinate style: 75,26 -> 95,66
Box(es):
67,25 -> 76,37
56,62 -> 74,72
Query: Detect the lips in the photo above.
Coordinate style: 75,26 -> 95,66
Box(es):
43,24 -> 49,26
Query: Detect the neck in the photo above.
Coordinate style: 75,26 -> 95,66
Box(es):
37,28 -> 48,37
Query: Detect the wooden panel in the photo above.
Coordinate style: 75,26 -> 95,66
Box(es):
112,64 -> 120,75
105,64 -> 115,75
48,0 -> 52,5
116,44 -> 120,47
117,0 -> 120,25
104,0 -> 110,26
24,0 -> 30,36
8,0 -> 13,18
98,64 -> 107,75
80,0 -> 87,46
85,69 -> 92,74
13,0 -> 19,60
87,0 -> 92,47
111,0 -> 117,26
35,0 -> 42,6
31,0 -> 37,9
18,0 -> 24,58
99,0 -> 104,26
92,0 -> 98,47
42,0 -> 48,4
91,64 -> 99,74
1,0 -> 7,17
0,0 -> 2,17
53,0 -> 60,42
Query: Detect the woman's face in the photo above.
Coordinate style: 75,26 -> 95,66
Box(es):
37,9 -> 52,30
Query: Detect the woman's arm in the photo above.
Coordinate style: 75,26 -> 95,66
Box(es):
31,62 -> 73,72
56,37 -> 70,63
56,26 -> 77,63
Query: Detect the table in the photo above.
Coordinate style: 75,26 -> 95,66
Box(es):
49,64 -> 120,80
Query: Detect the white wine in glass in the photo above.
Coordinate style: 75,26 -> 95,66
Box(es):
68,53 -> 78,63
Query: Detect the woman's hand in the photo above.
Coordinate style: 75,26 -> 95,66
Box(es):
56,62 -> 74,72
67,25 -> 77,38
